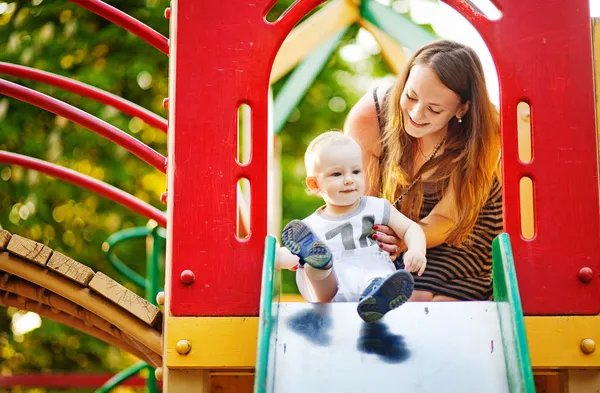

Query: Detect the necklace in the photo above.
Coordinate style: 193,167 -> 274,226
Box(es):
393,137 -> 446,206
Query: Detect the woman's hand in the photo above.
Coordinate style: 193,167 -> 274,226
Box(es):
372,224 -> 406,261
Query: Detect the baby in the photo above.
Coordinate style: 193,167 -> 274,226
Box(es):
278,131 -> 427,322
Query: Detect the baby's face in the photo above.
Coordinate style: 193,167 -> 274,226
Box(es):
312,141 -> 365,208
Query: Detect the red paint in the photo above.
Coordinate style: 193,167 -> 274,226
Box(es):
180,269 -> 196,285
0,151 -> 166,227
0,62 -> 167,132
165,7 -> 171,19
160,191 -> 168,204
163,97 -> 169,110
68,0 -> 169,55
0,374 -> 159,389
578,267 -> 593,284
167,0 -> 325,316
444,0 -> 600,314
0,79 -> 166,173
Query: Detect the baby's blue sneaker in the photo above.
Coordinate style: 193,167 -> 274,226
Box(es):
282,220 -> 332,270
357,270 -> 414,323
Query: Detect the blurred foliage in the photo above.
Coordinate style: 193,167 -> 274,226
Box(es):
0,0 -> 438,390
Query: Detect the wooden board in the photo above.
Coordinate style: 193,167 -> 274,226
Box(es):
88,271 -> 161,328
47,251 -> 95,286
6,235 -> 52,266
0,229 -> 11,249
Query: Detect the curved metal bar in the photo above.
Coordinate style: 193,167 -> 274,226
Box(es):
104,227 -> 154,289
0,79 -> 167,173
0,151 -> 166,228
0,62 -> 167,133
95,361 -> 149,393
68,0 -> 169,55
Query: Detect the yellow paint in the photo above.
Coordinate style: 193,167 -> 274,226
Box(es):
280,293 -> 305,302
525,316 -> 600,368
359,19 -> 407,75
166,317 -> 258,369
270,0 -> 359,83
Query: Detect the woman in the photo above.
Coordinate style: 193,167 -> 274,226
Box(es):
345,40 -> 502,301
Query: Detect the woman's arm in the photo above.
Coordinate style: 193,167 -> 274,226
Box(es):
375,186 -> 458,254
344,89 -> 383,196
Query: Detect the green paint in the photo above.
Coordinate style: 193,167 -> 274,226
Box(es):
492,233 -> 536,393
360,0 -> 437,51
102,225 -> 165,393
273,27 -> 349,134
254,236 -> 280,393
95,361 -> 149,393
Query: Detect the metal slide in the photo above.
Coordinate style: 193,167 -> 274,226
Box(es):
255,234 -> 536,393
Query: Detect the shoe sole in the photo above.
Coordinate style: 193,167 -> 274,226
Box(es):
357,270 -> 414,323
282,220 -> 332,269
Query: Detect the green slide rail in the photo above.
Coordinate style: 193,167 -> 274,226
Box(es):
492,233 -> 536,393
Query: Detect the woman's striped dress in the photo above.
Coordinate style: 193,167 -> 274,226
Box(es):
374,88 -> 503,300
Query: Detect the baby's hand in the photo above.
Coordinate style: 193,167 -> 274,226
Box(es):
403,249 -> 426,276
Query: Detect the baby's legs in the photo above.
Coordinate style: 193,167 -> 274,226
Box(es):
296,265 -> 338,302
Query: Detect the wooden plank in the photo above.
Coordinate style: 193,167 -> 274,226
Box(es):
0,229 -> 11,249
211,374 -> 254,393
270,0 -> 358,83
567,370 -> 600,393
165,370 -> 209,393
47,251 -> 95,286
533,371 -> 567,393
6,235 -> 52,266
88,272 -> 161,328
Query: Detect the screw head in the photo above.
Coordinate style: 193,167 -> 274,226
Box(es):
581,338 -> 596,354
162,97 -> 169,110
578,267 -> 593,283
160,191 -> 168,204
164,7 -> 171,19
180,269 -> 195,285
154,367 -> 163,381
156,291 -> 165,306
176,340 -> 191,355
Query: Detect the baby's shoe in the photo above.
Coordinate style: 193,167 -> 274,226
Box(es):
357,270 -> 414,323
282,220 -> 332,269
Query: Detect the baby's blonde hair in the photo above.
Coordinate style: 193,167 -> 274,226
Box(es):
304,130 -> 357,176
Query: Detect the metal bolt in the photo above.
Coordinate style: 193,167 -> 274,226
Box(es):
162,98 -> 169,110
578,267 -> 593,283
580,338 -> 596,354
176,340 -> 191,355
156,291 -> 165,306
164,7 -> 171,19
155,367 -> 163,381
160,191 -> 168,205
180,269 -> 195,285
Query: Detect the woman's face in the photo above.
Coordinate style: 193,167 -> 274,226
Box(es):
400,64 -> 467,139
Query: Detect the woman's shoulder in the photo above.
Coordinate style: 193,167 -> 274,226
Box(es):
344,83 -> 393,155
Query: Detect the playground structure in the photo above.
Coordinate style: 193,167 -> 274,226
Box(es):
0,0 -> 599,392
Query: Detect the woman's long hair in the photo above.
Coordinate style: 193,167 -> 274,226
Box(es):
380,40 -> 500,246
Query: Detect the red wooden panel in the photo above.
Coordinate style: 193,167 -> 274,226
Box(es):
0,374 -> 153,389
445,0 -> 600,314
167,0 -> 325,316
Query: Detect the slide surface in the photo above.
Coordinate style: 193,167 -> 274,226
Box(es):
254,234 -> 535,393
